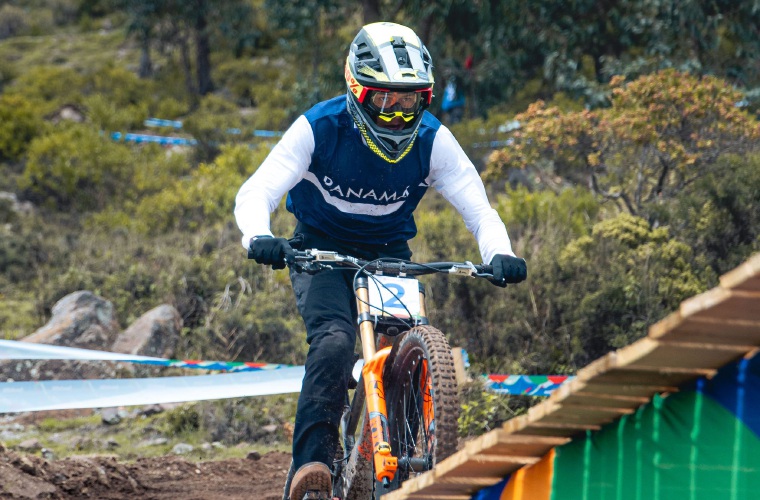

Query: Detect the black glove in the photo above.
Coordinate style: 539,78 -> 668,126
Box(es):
489,254 -> 527,287
247,236 -> 294,270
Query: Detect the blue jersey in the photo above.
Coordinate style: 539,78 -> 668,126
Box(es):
285,96 -> 442,245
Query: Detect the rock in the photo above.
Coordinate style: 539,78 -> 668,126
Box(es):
111,305 -> 182,358
0,292 -> 122,382
22,291 -> 120,350
246,450 -> 261,461
100,408 -> 122,425
172,443 -> 194,455
139,437 -> 168,448
139,404 -> 165,417
16,456 -> 37,475
72,437 -> 94,451
41,448 -> 55,461
105,439 -> 120,450
261,424 -> 278,434
17,439 -> 42,452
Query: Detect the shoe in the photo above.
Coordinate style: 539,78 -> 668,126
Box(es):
289,461 -> 332,500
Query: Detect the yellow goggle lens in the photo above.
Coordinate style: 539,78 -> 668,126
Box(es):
377,111 -> 416,123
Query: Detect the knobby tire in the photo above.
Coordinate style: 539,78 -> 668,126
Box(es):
375,325 -> 460,496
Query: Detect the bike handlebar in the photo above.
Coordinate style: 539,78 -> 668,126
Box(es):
285,249 -> 495,280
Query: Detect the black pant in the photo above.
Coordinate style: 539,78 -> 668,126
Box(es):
289,223 -> 411,471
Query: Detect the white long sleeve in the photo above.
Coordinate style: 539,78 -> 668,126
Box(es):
427,125 -> 514,263
234,116 -> 314,249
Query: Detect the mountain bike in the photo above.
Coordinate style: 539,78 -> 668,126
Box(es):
277,249 -> 497,500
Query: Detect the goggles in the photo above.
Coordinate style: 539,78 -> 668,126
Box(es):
364,90 -> 427,115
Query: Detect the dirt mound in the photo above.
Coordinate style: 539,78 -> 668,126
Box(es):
0,449 -> 291,499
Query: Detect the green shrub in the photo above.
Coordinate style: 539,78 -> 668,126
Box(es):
119,144 -> 262,234
87,64 -> 152,108
0,58 -> 16,91
0,94 -> 42,160
0,223 -> 45,285
0,5 -> 30,39
20,123 -> 134,211
151,97 -> 189,123
183,94 -> 246,162
7,66 -> 86,114
84,93 -> 146,131
668,152 -> 760,277
458,380 -> 528,438
163,404 -> 202,435
555,214 -> 705,360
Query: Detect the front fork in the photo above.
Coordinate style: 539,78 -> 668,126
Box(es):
355,276 -> 397,486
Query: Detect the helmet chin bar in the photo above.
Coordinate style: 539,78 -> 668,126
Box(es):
347,93 -> 422,163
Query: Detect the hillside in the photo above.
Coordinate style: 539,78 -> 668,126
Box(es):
0,2 -> 759,495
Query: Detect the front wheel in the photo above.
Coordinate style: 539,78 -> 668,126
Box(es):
378,325 -> 460,495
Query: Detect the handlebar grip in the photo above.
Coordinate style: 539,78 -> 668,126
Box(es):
478,264 -> 494,275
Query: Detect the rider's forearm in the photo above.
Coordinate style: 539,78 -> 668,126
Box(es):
428,126 -> 514,262
234,116 -> 314,248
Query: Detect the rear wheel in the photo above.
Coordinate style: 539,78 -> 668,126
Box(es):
377,325 -> 460,495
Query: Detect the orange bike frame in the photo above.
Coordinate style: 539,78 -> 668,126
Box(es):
353,275 -> 429,485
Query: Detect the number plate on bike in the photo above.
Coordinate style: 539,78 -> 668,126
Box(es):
368,275 -> 421,319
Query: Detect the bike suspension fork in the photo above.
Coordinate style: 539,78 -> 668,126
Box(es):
354,276 -> 398,486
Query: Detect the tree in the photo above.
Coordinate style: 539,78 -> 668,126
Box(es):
395,0 -> 760,110
120,0 -> 259,99
485,70 -> 760,219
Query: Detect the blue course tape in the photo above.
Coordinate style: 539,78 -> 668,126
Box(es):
0,341 -> 566,412
0,368 -> 305,413
143,118 -> 285,139
111,132 -> 197,146
0,340 -> 290,371
144,118 -> 183,129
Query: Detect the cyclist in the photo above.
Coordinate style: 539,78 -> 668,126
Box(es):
234,22 -> 527,500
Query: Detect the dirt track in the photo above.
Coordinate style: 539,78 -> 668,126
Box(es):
0,449 -> 291,499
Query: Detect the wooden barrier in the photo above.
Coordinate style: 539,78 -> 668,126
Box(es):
385,253 -> 760,499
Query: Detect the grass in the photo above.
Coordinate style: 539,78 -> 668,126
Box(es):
3,396 -> 297,462
0,30 -> 131,73
0,295 -> 41,339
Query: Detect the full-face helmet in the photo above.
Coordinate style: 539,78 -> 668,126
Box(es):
345,22 -> 434,163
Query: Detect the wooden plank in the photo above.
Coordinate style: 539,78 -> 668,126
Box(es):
464,430 -> 569,457
616,338 -> 749,371
389,496 -> 472,500
521,422 -> 602,432
399,495 -> 475,500
719,253 -> 760,292
680,288 -> 760,323
562,391 -> 650,408
579,381 -> 678,398
591,367 -> 714,387
545,377 -> 650,408
574,352 -> 618,382
436,476 -> 510,486
431,432 -> 558,479
435,455 -> 536,479
649,312 -> 760,345
395,473 -> 483,498
501,414 -> 532,434
537,404 -> 635,422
